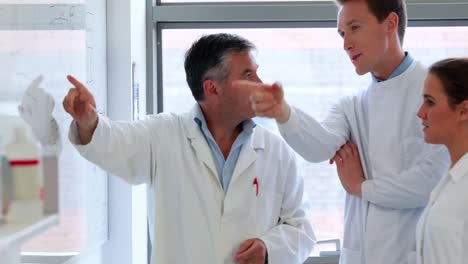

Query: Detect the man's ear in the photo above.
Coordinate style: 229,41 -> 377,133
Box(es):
459,100 -> 468,121
203,79 -> 220,99
386,12 -> 399,36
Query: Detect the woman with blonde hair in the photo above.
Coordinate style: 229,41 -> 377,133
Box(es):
416,58 -> 468,264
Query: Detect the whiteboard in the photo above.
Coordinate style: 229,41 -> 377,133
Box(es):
0,3 -> 107,253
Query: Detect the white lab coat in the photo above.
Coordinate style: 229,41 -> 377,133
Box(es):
278,61 -> 450,264
69,106 -> 315,264
416,152 -> 468,264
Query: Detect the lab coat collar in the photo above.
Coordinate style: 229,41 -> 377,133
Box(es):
185,104 -> 264,150
193,104 -> 256,143
184,105 -> 220,188
183,105 -> 265,188
449,152 -> 468,182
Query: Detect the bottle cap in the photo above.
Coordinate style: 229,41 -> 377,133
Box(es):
12,123 -> 35,143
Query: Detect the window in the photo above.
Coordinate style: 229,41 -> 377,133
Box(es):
161,0 -> 330,4
0,2 -> 107,260
152,1 -> 468,262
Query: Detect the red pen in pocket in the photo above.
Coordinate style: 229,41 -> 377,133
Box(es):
253,177 -> 259,197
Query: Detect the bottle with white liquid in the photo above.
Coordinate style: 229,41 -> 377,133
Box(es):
5,124 -> 44,219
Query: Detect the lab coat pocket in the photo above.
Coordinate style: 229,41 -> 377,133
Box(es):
253,188 -> 282,236
340,247 -> 361,264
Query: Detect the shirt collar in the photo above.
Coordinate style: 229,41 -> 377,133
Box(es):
193,103 -> 208,129
193,104 -> 256,135
449,152 -> 468,182
372,52 -> 413,83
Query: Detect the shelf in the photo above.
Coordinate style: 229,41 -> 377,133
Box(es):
0,209 -> 58,264
0,116 -> 60,263
0,156 -> 59,248
0,156 -> 59,264
0,213 -> 58,249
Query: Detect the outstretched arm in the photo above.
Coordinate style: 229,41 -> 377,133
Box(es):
64,75 -> 157,185
63,75 -> 98,145
235,80 -> 350,162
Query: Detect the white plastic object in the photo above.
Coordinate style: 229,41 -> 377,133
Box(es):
0,157 -> 3,223
317,238 -> 341,257
5,123 -> 44,219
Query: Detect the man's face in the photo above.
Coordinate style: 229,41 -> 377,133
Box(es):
337,0 -> 390,76
219,51 -> 262,120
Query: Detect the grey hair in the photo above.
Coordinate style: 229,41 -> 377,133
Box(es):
202,52 -> 231,85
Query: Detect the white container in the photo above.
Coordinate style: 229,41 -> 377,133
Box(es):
5,124 -> 44,219
0,156 -> 3,223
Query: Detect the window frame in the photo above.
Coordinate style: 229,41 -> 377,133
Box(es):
149,0 -> 468,263
148,0 -> 468,114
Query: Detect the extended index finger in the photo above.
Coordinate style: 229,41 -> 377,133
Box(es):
67,75 -> 88,92
233,80 -> 274,91
67,75 -> 95,102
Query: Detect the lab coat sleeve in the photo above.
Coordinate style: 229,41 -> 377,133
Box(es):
278,104 -> 350,163
362,142 -> 450,209
69,114 -> 157,185
259,151 -> 316,264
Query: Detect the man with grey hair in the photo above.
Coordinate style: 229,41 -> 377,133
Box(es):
63,33 -> 315,264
